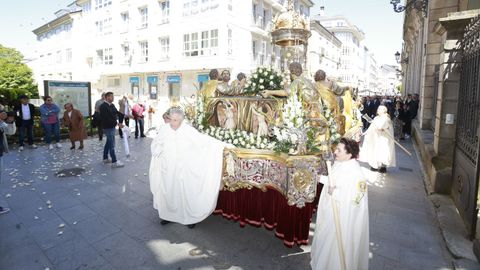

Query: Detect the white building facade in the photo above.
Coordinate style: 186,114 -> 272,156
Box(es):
316,15 -> 378,92
307,20 -> 341,79
29,0 -> 322,102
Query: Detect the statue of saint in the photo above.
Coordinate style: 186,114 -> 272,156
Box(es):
198,69 -> 219,98
314,69 -> 354,135
216,70 -> 245,96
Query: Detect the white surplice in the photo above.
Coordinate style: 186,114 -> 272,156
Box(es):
362,114 -> 396,168
310,159 -> 369,270
149,122 -> 225,225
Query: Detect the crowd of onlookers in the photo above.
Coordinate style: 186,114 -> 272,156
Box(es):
360,93 -> 420,140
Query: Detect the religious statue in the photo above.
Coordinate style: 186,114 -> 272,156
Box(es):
198,69 -> 219,98
314,69 -> 346,134
251,104 -> 269,141
223,101 -> 236,130
216,70 -> 246,96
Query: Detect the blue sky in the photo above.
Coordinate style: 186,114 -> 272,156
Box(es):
0,0 -> 73,58
0,0 -> 404,65
312,0 -> 404,65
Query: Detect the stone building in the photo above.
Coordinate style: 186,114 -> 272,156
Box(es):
400,0 -> 480,258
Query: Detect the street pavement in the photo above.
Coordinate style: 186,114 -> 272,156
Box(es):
0,130 -> 477,269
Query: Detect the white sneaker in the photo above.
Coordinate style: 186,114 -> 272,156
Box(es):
19,146 -> 24,151
31,144 -> 38,149
48,144 -> 54,150
56,143 -> 62,148
111,161 -> 124,168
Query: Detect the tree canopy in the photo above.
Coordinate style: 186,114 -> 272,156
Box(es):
0,44 -> 38,107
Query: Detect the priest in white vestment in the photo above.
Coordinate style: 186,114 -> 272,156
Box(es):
149,107 -> 226,227
362,105 -> 396,173
311,138 -> 369,270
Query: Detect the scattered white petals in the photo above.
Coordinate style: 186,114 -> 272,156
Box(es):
5,194 -> 11,198
34,216 -> 39,220
58,223 -> 65,228
57,231 -> 63,236
73,221 -> 77,225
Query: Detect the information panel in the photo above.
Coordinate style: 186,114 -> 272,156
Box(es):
44,80 -> 92,117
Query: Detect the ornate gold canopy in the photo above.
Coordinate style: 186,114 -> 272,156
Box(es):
271,0 -> 311,46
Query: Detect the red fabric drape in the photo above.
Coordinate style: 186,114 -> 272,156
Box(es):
214,184 -> 322,247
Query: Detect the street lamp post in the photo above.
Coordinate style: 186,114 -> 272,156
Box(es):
390,0 -> 428,17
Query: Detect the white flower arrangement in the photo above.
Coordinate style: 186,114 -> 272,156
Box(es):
201,126 -> 275,150
244,66 -> 284,95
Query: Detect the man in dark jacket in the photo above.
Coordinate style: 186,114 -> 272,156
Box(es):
99,92 -> 124,168
13,95 -> 37,151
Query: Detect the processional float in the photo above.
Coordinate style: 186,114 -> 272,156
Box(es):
185,0 -> 362,247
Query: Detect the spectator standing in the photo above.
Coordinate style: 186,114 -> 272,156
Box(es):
39,96 -> 61,149
132,101 -> 146,138
118,94 -> 131,139
13,95 -> 37,151
99,92 -> 124,168
93,93 -> 105,140
0,105 -> 16,215
62,103 -> 87,149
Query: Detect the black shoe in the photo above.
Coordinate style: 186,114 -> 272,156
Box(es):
79,145 -> 84,150
379,167 -> 387,173
120,136 -> 123,139
370,167 -> 378,172
70,146 -> 75,150
160,220 -> 171,225
135,136 -> 138,139
187,224 -> 196,229
140,135 -> 146,138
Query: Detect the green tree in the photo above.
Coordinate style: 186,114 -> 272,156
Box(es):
0,44 -> 38,107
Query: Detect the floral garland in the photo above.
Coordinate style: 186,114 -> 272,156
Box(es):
194,95 -> 207,130
322,105 -> 341,144
244,67 -> 287,95
202,126 -> 276,150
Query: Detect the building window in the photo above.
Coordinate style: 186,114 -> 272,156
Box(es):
107,77 -> 121,87
139,7 -> 148,29
66,48 -> 72,63
95,20 -> 103,35
210,29 -> 218,55
96,50 -> 103,65
122,44 -> 130,64
56,50 -> 62,64
104,48 -> 113,65
200,31 -> 209,56
95,0 -> 111,10
121,12 -> 129,32
228,28 -> 232,55
184,29 -> 217,57
252,3 -> 258,25
82,1 -> 91,13
159,37 -> 170,60
228,0 -> 232,11
139,41 -> 149,62
262,8 -> 267,29
103,17 -> 112,35
159,0 -> 170,24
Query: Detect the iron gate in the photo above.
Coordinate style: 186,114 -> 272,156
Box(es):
431,65 -> 440,131
452,15 -> 480,237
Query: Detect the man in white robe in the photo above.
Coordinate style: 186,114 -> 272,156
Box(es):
149,107 -> 226,228
362,105 -> 396,173
311,138 -> 369,270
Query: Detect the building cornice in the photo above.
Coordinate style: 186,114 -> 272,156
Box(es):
32,11 -> 81,36
310,20 -> 342,47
